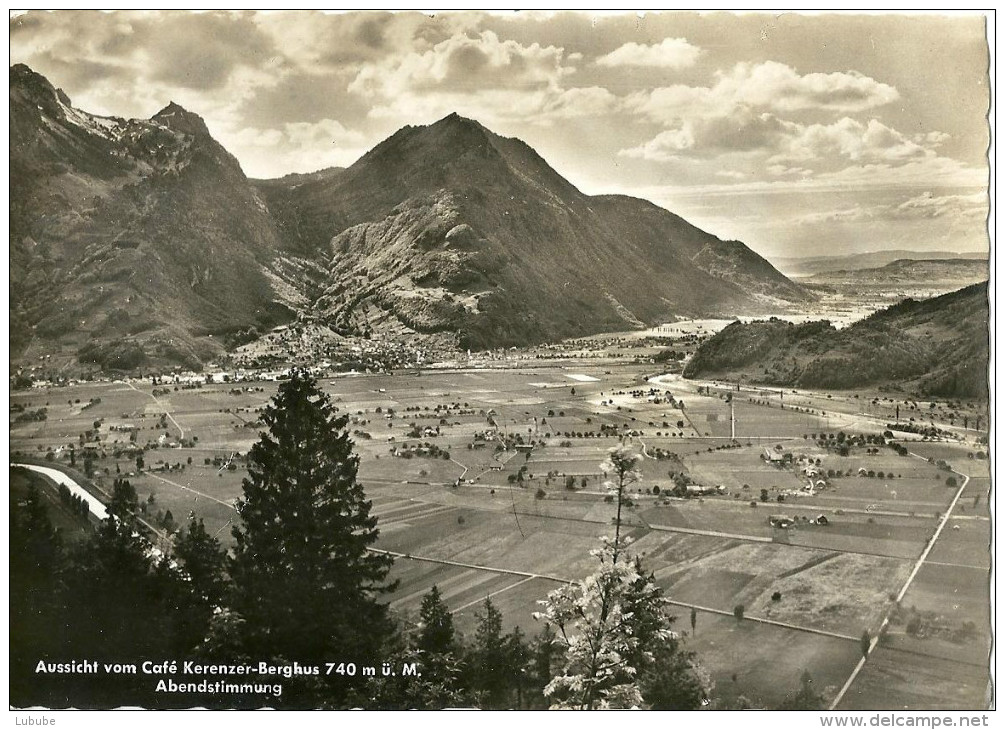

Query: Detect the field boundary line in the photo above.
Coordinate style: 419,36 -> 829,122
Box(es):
665,599 -> 858,641
450,575 -> 539,615
829,461 -> 971,710
647,523 -> 773,543
144,471 -> 238,509
369,548 -> 571,584
121,380 -> 186,439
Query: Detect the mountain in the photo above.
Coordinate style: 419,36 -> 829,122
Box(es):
256,113 -> 812,349
801,258 -> 989,288
11,65 -> 811,371
10,64 -> 292,371
775,250 -> 988,278
683,283 -> 989,398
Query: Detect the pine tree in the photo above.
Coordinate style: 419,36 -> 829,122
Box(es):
108,478 -> 138,522
174,518 -> 226,607
173,518 -> 228,651
417,585 -> 455,655
11,482 -> 64,703
229,369 -> 395,687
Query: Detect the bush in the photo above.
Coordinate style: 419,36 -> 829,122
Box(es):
733,604 -> 745,621
771,591 -> 782,602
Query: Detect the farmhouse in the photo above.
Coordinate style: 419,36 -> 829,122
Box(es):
686,484 -> 726,496
763,448 -> 786,463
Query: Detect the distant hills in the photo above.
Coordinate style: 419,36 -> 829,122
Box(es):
775,249 -> 987,278
800,258 -> 989,289
9,65 -> 812,371
683,283 -> 989,398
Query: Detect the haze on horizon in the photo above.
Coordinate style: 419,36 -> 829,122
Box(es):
9,9 -> 991,260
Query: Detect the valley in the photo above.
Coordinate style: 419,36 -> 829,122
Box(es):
10,320 -> 991,710
8,52 -> 991,713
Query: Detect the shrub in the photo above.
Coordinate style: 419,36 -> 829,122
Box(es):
771,591 -> 782,602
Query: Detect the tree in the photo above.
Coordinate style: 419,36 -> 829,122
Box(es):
11,481 -> 65,703
469,598 -> 510,708
861,630 -> 871,657
534,537 -> 710,709
690,606 -> 697,635
59,516 -> 189,674
229,369 -> 395,704
527,624 -> 561,708
174,517 -> 227,608
108,478 -> 138,522
417,585 -> 455,656
599,446 -> 642,561
734,604 -> 745,622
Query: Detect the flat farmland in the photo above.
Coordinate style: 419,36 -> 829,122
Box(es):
451,577 -> 559,635
656,541 -> 909,636
686,613 -> 862,709
895,562 -> 991,644
10,361 -> 991,710
785,516 -> 934,560
836,646 -> 991,710
924,517 -> 992,570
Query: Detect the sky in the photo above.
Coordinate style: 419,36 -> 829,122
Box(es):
9,10 -> 992,260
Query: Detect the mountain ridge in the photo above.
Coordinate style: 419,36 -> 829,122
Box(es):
683,282 -> 989,398
11,64 -> 811,371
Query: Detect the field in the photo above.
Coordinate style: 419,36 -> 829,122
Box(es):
9,357 -> 991,710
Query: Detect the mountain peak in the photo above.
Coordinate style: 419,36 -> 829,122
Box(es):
10,63 -> 67,113
152,101 -> 210,137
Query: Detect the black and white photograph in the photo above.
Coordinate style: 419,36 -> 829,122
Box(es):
8,9 -> 993,714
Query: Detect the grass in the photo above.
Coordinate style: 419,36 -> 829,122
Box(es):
837,646 -> 990,710
687,612 -> 862,709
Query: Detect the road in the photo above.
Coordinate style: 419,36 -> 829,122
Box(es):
13,462 -> 173,557
828,459 -> 972,710
121,380 -> 186,439
14,462 -> 109,520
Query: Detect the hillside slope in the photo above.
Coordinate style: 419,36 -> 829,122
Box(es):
683,283 -> 989,398
10,64 -> 292,371
257,113 -> 812,349
11,65 -> 811,369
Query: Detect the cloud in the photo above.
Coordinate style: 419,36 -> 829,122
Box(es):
795,190 -> 987,226
142,13 -> 276,91
714,61 -> 899,113
221,118 -> 370,177
351,30 -> 575,97
348,29 -> 619,125
595,38 -> 702,69
770,118 -> 931,167
627,61 -> 899,123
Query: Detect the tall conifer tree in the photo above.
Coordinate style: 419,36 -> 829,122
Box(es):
230,369 -> 395,673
